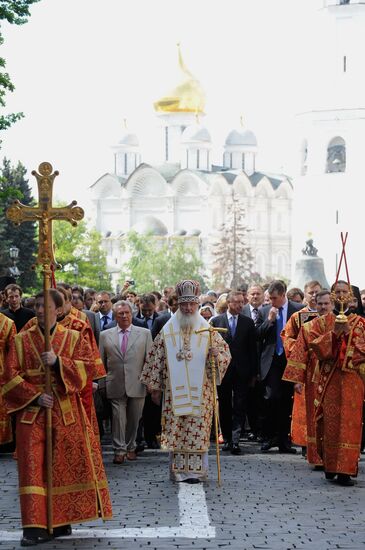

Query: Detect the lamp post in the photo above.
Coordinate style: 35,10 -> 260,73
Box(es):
73,264 -> 79,283
8,246 -> 21,280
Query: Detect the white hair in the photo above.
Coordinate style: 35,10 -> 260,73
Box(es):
175,309 -> 201,331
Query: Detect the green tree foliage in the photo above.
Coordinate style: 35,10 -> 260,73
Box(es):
119,232 -> 205,293
52,216 -> 111,290
0,158 -> 37,289
0,0 -> 40,138
211,196 -> 254,289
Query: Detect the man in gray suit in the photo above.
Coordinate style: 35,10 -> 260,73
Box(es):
99,300 -> 152,464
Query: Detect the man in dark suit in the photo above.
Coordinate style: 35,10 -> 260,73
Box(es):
242,284 -> 265,441
257,280 -> 304,453
211,290 -> 258,454
135,293 -> 160,330
151,293 -> 179,340
242,285 -> 264,326
96,291 -> 114,331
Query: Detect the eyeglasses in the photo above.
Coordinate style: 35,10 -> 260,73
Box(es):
97,299 -> 110,304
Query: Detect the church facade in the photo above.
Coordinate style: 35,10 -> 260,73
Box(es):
91,49 -> 293,288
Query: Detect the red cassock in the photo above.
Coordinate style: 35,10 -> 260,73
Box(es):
21,314 -> 105,428
0,313 -> 16,445
2,323 -> 112,528
281,309 -> 309,448
284,312 -> 365,475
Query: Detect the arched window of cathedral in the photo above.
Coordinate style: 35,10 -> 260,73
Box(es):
230,153 -> 233,169
197,149 -> 200,170
301,139 -> 308,176
242,154 -> 245,171
326,137 -> 346,173
339,0 -> 350,5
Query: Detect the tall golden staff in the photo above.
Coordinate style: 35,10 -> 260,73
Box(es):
6,162 -> 84,534
195,325 -> 227,487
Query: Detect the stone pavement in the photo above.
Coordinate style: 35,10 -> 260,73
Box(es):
0,441 -> 365,550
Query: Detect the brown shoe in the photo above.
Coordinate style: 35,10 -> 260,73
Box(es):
113,454 -> 125,464
127,451 -> 137,461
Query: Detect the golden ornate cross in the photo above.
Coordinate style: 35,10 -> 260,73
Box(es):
5,161 -> 84,534
6,161 -> 84,270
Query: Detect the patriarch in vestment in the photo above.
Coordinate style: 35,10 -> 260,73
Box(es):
141,280 -> 231,483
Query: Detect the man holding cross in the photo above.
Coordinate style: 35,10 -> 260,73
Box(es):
141,280 -> 231,483
2,289 -> 112,545
4,163 -> 112,545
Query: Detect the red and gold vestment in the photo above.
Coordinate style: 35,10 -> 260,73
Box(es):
21,314 -> 105,424
281,308 -> 309,447
2,323 -> 112,528
0,313 -> 16,445
284,312 -> 365,475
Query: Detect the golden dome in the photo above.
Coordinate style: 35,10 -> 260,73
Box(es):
154,45 -> 206,114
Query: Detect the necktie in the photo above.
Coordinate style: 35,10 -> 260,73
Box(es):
121,330 -> 128,355
101,315 -> 109,329
276,307 -> 284,355
229,315 -> 237,338
252,308 -> 259,325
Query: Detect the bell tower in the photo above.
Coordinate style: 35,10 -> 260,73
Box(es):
291,1 -> 365,284
324,0 -> 365,100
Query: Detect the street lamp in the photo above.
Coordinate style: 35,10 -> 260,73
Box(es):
73,264 -> 79,283
8,246 -> 21,280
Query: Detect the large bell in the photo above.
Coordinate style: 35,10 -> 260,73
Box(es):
291,239 -> 330,290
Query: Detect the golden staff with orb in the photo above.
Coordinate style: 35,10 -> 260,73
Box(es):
195,325 -> 228,487
6,162 -> 84,535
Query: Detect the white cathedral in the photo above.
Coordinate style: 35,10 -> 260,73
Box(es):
91,47 -> 294,288
91,0 -> 365,289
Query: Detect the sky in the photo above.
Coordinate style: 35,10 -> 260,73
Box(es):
1,0 -> 326,218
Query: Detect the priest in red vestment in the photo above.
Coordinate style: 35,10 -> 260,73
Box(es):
2,289 -> 112,546
0,312 -> 16,446
284,281 -> 365,486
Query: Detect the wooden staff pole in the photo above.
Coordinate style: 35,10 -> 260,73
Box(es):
195,325 -> 228,487
43,264 -> 53,534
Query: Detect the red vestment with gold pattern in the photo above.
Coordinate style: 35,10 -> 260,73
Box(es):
0,313 -> 16,445
70,306 -> 88,323
284,312 -> 365,475
281,308 -> 309,447
283,318 -> 322,465
2,323 -> 112,528
21,314 -> 105,425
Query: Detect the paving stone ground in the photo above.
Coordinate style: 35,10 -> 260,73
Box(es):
0,441 -> 364,550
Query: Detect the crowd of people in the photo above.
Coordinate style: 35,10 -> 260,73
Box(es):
0,276 -> 365,545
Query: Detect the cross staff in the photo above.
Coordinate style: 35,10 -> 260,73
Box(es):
6,162 -> 84,535
332,232 -> 353,324
195,325 -> 227,487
